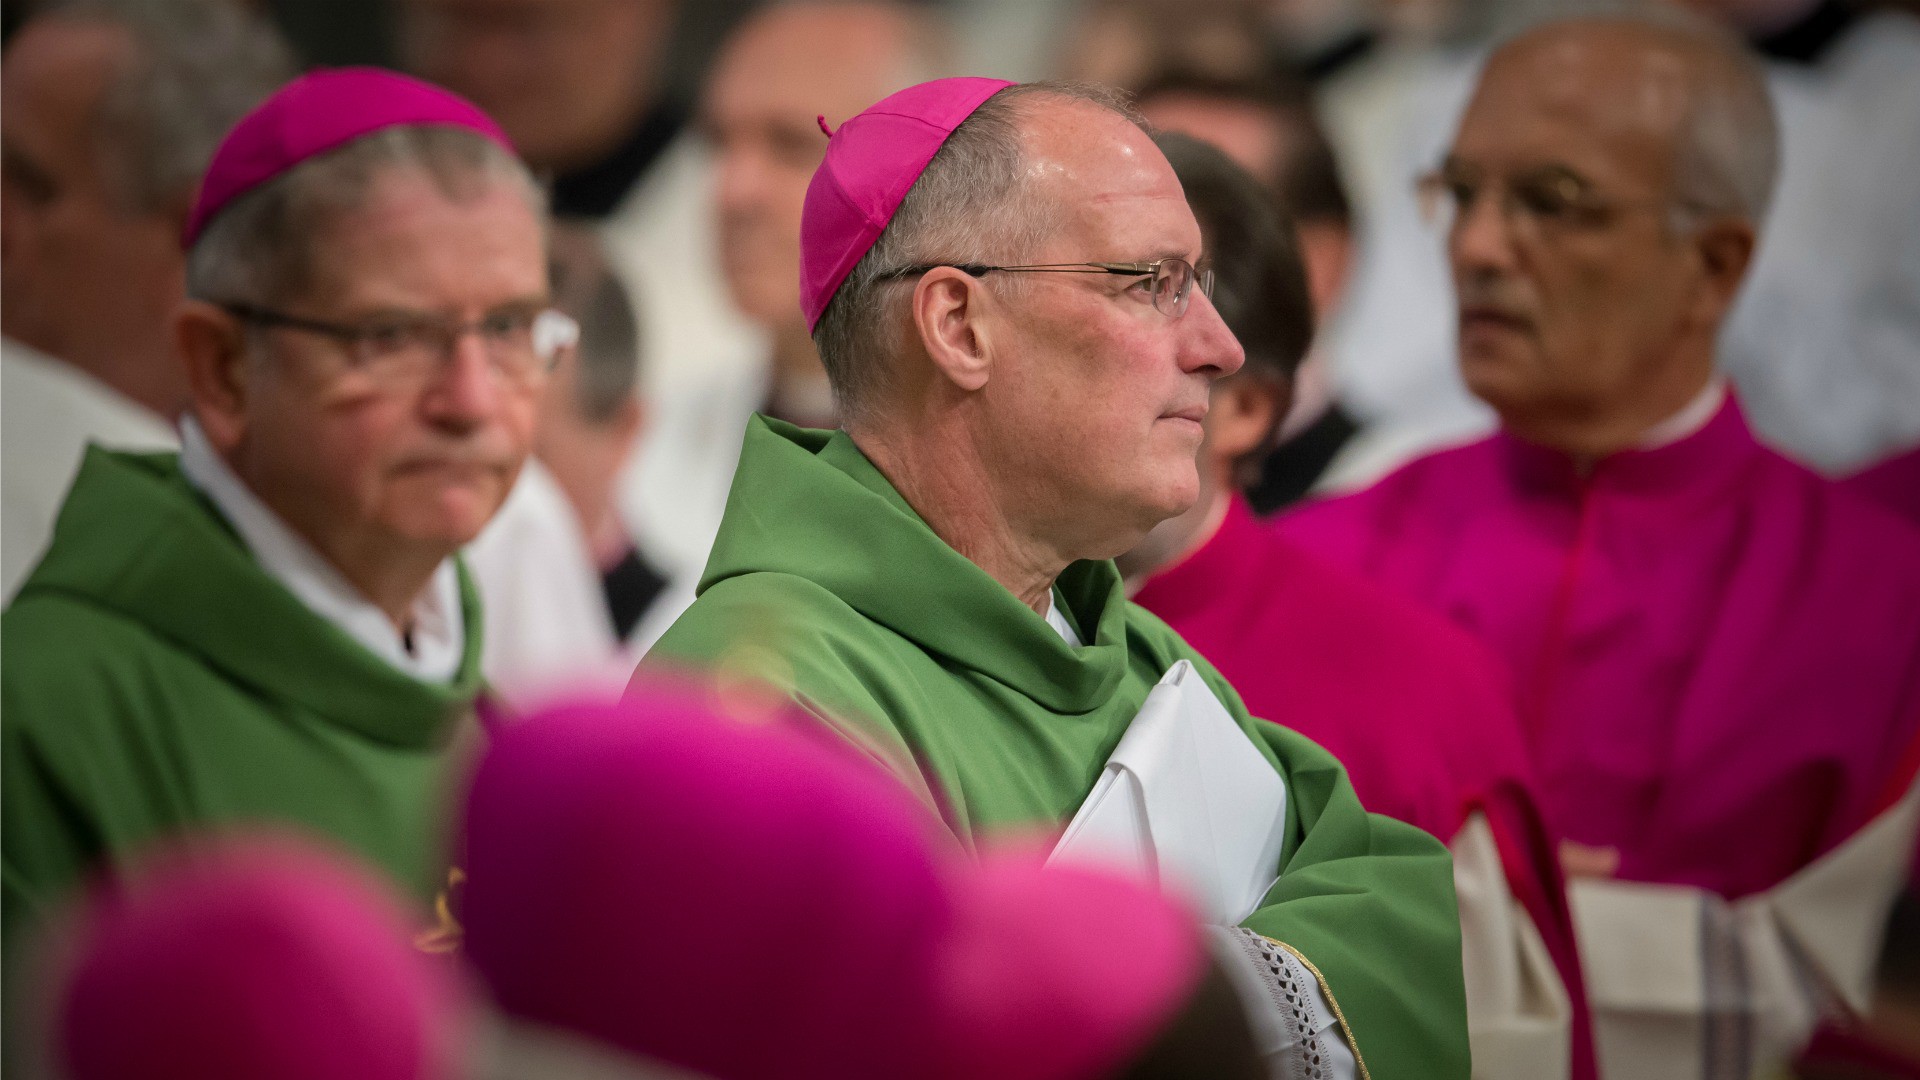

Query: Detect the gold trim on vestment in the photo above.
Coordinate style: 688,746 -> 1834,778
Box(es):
1263,935 -> 1374,1080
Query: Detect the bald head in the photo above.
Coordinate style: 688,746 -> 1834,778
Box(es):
1439,13 -> 1775,456
1483,15 -> 1778,224
703,1 -> 951,330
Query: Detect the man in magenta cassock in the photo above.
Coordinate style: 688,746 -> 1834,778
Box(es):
1277,15 -> 1920,1079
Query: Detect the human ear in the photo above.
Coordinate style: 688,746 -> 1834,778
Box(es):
1208,374 -> 1289,460
606,394 -> 647,468
911,267 -> 992,393
1688,217 -> 1756,330
1296,222 -> 1354,321
175,299 -> 251,452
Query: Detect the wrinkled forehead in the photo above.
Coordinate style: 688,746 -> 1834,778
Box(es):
1455,24 -> 1695,183
287,163 -> 549,303
1016,98 -> 1202,261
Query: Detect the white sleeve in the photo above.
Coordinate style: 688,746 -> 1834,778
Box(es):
1570,775 -> 1920,1080
1207,925 -> 1360,1080
1451,812 -> 1574,1080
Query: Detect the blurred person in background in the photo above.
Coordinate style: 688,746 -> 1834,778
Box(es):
2,69 -> 561,961
626,0 -> 954,582
1133,70 -> 1381,509
1320,0 -> 1920,479
0,0 -> 292,601
396,0 -> 677,181
467,224 -> 689,705
1281,16 -> 1920,1077
397,0 -> 765,575
1694,0 -> 1920,475
1123,130 -> 1593,1080
1057,0 -> 1276,91
645,76 -> 1472,1079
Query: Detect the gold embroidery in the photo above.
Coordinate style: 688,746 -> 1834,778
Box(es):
414,866 -> 466,955
1261,935 -> 1374,1080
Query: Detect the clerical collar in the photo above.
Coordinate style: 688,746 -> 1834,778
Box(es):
548,98 -> 688,219
1637,377 -> 1728,451
177,418 -> 465,682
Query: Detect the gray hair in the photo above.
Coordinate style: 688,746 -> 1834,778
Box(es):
186,125 -> 547,308
1667,21 -> 1778,225
1494,8 -> 1780,226
44,0 -> 295,216
813,81 -> 1144,423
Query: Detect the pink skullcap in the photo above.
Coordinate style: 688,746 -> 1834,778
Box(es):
935,856 -> 1209,1080
462,687 -> 1209,1080
799,76 -> 1015,332
462,689 -> 953,1080
183,66 -> 514,248
52,837 -> 471,1080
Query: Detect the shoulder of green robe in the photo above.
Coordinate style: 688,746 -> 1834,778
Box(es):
3,590 -> 176,721
2,595 -> 179,935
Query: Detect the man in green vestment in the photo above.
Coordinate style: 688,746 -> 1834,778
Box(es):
2,70 -> 569,956
642,77 -> 1469,1077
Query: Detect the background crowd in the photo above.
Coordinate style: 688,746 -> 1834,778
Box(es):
2,0 -> 1917,1078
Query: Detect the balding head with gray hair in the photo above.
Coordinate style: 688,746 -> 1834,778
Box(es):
1440,7 -> 1781,455
812,81 -> 1145,423
46,0 -> 296,215
0,0 -> 294,415
1494,10 -> 1780,226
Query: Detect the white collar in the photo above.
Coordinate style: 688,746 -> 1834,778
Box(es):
1042,589 -> 1083,648
1637,376 -> 1728,450
177,417 -> 465,682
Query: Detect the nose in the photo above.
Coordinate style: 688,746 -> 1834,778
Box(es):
418,330 -> 506,431
1179,288 -> 1246,381
714,141 -> 771,220
1450,187 -> 1520,279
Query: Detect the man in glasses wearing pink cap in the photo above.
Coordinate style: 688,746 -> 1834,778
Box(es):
644,78 -> 1468,1077
4,69 -> 568,955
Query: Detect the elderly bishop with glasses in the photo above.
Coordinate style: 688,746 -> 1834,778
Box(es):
1280,16 -> 1920,1077
641,78 -> 1470,1078
3,71 -> 572,952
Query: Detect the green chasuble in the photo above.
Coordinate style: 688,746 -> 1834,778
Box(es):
646,418 -> 1470,1078
2,448 -> 484,952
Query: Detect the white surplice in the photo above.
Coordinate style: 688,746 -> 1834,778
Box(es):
2,338 -> 178,601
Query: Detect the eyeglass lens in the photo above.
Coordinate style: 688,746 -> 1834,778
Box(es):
356,309 -> 576,386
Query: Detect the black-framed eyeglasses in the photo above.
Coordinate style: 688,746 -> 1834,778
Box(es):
219,302 -> 580,388
875,258 -> 1214,319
